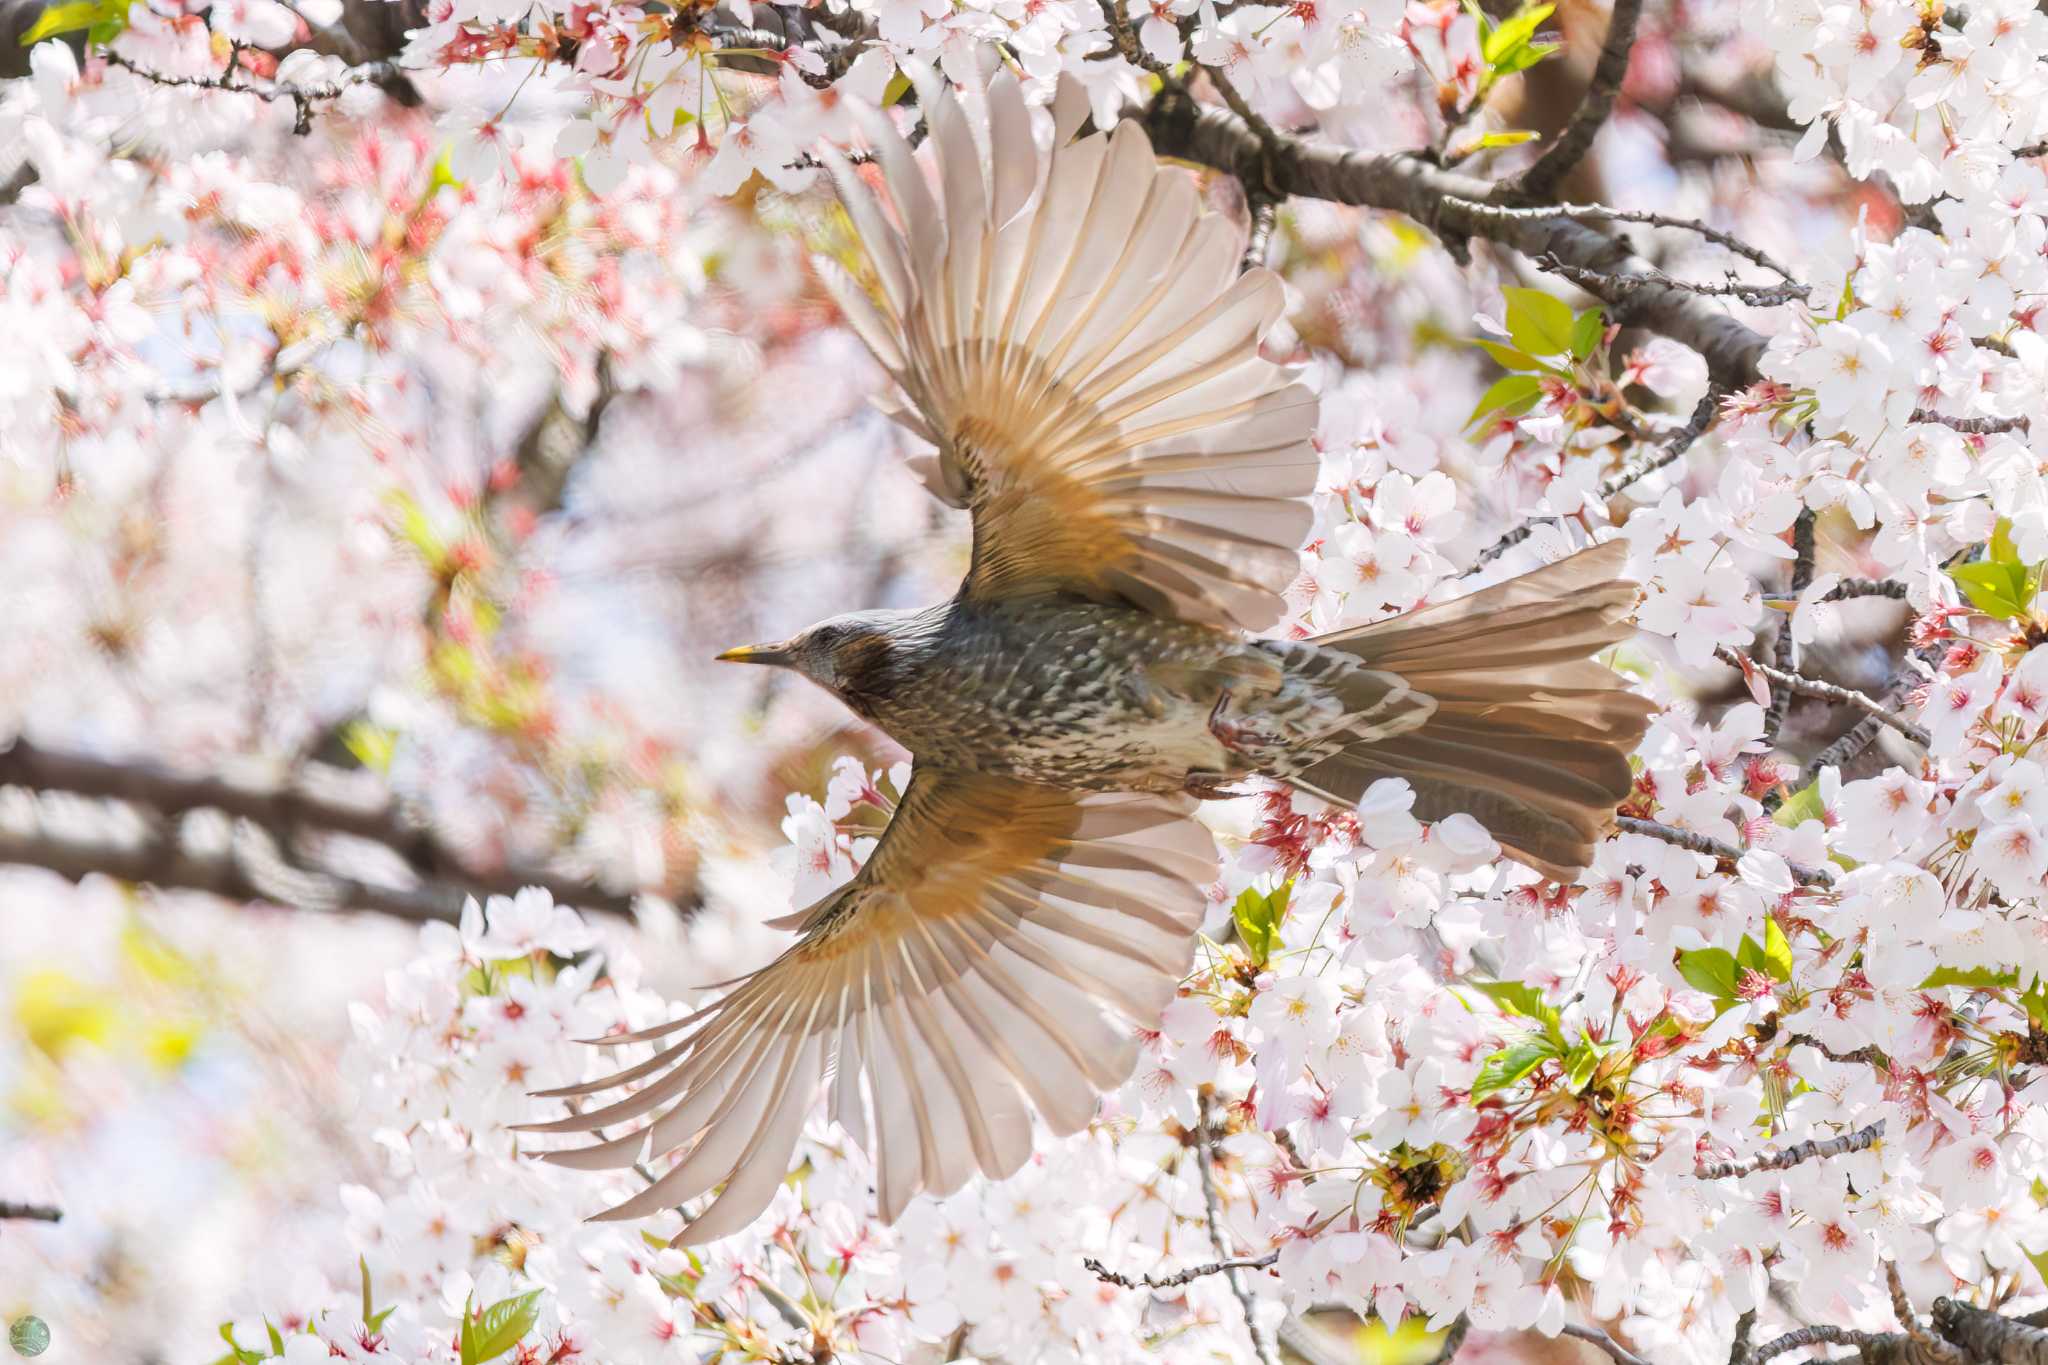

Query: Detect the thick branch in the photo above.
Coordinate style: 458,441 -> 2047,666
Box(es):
1932,1300 -> 2048,1365
0,1201 -> 61,1222
1694,1120 -> 1885,1180
1129,97 -> 1770,391
0,739 -> 649,921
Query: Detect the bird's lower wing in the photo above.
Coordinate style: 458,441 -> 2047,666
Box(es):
516,769 -> 1215,1243
815,72 -> 1318,633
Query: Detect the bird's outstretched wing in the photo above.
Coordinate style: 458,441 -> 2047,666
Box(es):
815,72 -> 1318,634
518,769 -> 1214,1243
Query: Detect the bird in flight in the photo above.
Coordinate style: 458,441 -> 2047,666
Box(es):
520,72 -> 1655,1243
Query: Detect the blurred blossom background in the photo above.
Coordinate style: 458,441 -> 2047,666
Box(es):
4,0 -> 2048,1359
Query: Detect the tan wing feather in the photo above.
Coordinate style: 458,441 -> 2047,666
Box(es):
815,72 -> 1317,633
518,769 -> 1214,1241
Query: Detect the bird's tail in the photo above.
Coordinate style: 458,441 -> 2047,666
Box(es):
1285,541 -> 1656,881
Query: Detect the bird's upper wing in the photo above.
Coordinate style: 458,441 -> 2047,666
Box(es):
815,72 -> 1318,633
518,768 -> 1214,1243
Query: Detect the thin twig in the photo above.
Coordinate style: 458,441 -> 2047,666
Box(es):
1536,254 -> 1810,307
1504,0 -> 1643,201
1782,1034 -> 1889,1069
1910,409 -> 2029,435
1564,1324 -> 1651,1365
1194,1093 -> 1281,1365
0,1201 -> 62,1222
1694,1120 -> 1884,1180
1763,506 -> 1817,745
1472,388 -> 1720,569
1613,816 -> 1836,888
103,49 -> 398,135
1468,202 -> 1800,281
1085,1249 -> 1279,1290
1715,646 -> 1930,748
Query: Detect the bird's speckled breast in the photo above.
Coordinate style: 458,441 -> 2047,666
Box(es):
861,597 -> 1258,792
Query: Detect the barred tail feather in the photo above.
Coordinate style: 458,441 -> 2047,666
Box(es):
1291,542 -> 1656,880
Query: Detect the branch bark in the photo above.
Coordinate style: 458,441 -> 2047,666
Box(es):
0,1200 -> 62,1222
1714,646 -> 1930,748
1694,1120 -> 1885,1180
0,738 -> 652,922
1128,94 -> 1770,391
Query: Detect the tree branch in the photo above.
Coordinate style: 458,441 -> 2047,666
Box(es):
1613,816 -> 1836,887
1694,1120 -> 1885,1180
1128,96 -> 1770,391
0,739 -> 651,923
1471,387 -> 1721,569
102,48 -> 397,135
1503,0 -> 1643,201
1535,253 -> 1810,307
1193,1094 -> 1280,1365
1565,1324 -> 1652,1365
1715,646 -> 1930,747
1932,1300 -> 2048,1365
0,1201 -> 62,1222
1085,1249 -> 1279,1290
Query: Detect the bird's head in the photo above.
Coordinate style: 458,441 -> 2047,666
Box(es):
715,609 -> 913,709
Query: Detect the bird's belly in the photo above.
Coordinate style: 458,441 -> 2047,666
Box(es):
893,678 -> 1233,793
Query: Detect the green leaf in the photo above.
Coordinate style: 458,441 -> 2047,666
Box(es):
1763,917 -> 1793,983
1918,964 -> 2021,991
215,1325 -> 263,1365
1992,517 -> 2024,566
460,1289 -> 545,1365
1951,560 -> 2034,619
882,71 -> 912,107
1231,881 -> 1289,967
1490,38 -> 1560,76
1569,307 -> 1605,361
1736,934 -> 1765,977
1563,1039 -> 1600,1092
1773,780 -> 1825,829
1471,129 -> 1539,149
1482,1 -> 1553,62
1677,947 -> 1741,1000
342,720 -> 399,775
1502,286 -> 1577,358
1470,1036 -> 1561,1101
265,1321 -> 285,1358
2024,978 -> 2048,1031
1471,980 -> 1563,1044
359,1257 -> 374,1328
20,0 -> 106,43
1467,372 -> 1544,429
1469,336 -> 1552,374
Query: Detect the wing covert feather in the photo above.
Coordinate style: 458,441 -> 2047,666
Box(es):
820,73 -> 1316,631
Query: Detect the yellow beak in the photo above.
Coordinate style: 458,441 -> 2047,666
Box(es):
716,642 -> 793,666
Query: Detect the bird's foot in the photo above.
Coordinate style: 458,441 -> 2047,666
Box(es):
1184,771 -> 1252,800
1207,689 -> 1286,756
